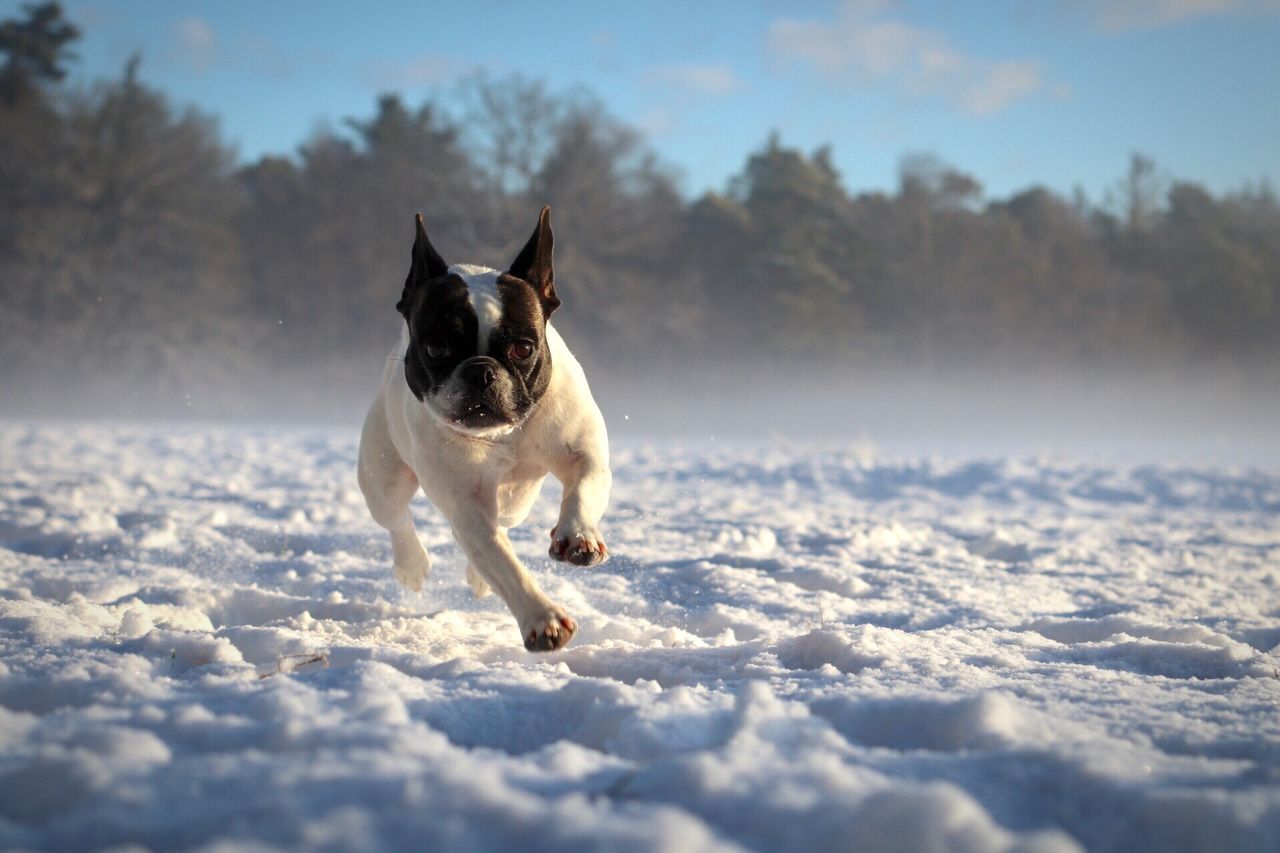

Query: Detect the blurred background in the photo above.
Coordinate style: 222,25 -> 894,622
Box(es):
1,1 -> 1277,459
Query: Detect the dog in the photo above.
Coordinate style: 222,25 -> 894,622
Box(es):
358,207 -> 611,651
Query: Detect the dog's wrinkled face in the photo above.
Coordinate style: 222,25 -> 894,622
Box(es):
398,208 -> 562,438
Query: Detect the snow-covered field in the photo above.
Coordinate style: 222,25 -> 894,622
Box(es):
1,423 -> 1278,851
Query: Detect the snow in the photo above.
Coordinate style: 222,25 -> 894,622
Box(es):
0,422 -> 1278,851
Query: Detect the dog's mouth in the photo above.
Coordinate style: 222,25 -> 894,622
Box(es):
450,401 -> 515,429
423,387 -> 521,438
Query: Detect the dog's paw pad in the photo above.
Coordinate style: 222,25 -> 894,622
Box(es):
549,525 -> 609,567
523,608 -> 577,652
393,556 -> 431,592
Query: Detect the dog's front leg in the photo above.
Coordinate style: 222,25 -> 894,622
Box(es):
549,452 -> 612,567
446,497 -> 576,651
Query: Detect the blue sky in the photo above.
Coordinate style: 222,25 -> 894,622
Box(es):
20,0 -> 1280,203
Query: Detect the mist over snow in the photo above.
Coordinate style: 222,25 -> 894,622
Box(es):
594,365 -> 1280,467
1,423 -> 1278,851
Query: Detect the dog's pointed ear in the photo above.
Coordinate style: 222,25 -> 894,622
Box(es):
508,206 -> 559,316
398,212 -> 449,317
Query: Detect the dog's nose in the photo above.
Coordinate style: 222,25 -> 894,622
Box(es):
463,360 -> 498,389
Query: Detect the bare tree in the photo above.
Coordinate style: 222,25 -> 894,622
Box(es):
1110,151 -> 1166,234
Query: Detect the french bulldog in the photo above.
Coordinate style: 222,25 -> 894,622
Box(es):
358,207 -> 611,651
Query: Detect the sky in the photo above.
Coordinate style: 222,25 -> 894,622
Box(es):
19,0 -> 1280,204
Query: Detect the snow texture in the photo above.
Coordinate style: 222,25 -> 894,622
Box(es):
1,424 -> 1278,851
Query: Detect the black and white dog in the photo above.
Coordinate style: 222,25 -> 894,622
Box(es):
358,208 -> 611,651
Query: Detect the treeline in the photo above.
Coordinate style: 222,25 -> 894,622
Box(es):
2,4 -> 1278,408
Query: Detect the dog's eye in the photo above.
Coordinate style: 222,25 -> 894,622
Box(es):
508,340 -> 534,361
426,341 -> 449,359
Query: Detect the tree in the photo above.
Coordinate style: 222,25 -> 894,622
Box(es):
717,134 -> 871,353
237,94 -> 482,366
1,55 -> 247,394
0,1 -> 78,106
898,152 -> 983,212
529,100 -> 688,353
1110,151 -> 1165,235
0,1 -> 76,311
456,73 -> 565,199
1162,181 -> 1275,352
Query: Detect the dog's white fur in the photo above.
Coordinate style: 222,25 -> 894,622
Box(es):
358,293 -> 611,649
452,264 -> 503,345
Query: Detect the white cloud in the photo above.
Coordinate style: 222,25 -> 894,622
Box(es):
959,61 -> 1042,116
361,55 -> 466,91
767,0 -> 1044,116
1085,0 -> 1280,32
642,62 -> 742,96
166,21 -> 304,80
173,17 -> 216,72
635,108 -> 680,137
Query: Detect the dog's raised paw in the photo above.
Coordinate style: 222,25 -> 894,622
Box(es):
549,525 -> 609,567
523,607 -> 577,652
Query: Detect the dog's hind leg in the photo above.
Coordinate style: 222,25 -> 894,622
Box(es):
358,400 -> 431,591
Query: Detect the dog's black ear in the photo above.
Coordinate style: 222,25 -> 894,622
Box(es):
508,206 -> 560,316
397,212 -> 449,317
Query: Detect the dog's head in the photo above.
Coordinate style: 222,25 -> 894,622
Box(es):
396,207 -> 561,438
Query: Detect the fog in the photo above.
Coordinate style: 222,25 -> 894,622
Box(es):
6,358 -> 1278,468
600,367 -> 1280,465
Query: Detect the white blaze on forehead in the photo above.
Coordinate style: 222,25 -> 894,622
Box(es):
449,264 -> 503,349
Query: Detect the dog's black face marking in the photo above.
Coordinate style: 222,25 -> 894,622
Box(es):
402,273 -> 474,402
398,210 -> 558,435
